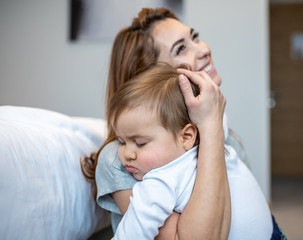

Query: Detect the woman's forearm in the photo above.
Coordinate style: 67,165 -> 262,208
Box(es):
177,124 -> 231,240
172,69 -> 231,240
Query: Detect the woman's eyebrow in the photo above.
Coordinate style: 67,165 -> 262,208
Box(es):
170,28 -> 195,53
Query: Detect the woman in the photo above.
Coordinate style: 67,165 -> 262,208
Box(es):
82,8 -> 282,239
82,8 -> 229,239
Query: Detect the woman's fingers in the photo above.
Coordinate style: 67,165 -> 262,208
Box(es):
177,68 -> 220,102
177,69 -> 213,87
178,74 -> 195,107
177,68 -> 226,130
177,69 -> 204,88
200,71 -> 214,83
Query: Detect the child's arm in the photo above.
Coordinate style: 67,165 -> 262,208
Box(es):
156,212 -> 180,240
113,178 -> 176,240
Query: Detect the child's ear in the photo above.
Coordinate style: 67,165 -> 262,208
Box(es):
181,123 -> 198,151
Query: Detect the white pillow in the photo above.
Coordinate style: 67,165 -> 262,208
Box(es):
0,106 -> 111,240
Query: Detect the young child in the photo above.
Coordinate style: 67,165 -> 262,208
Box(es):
108,63 -> 285,240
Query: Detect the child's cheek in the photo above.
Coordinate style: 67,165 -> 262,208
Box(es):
139,151 -> 160,172
117,146 -> 123,162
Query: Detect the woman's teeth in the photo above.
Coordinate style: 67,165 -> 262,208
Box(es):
204,63 -> 212,73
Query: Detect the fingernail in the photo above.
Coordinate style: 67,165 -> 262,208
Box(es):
179,74 -> 186,83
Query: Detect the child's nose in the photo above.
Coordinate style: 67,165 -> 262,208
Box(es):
124,146 -> 136,161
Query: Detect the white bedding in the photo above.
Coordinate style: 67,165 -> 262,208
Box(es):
0,106 -> 111,239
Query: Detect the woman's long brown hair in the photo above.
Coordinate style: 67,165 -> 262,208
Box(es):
81,8 -> 178,198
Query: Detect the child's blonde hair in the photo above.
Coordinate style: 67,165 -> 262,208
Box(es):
81,63 -> 200,198
108,63 -> 199,142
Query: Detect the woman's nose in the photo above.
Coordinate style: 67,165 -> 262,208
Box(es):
195,42 -> 210,60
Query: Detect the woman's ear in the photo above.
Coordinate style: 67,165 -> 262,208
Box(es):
181,123 -> 198,151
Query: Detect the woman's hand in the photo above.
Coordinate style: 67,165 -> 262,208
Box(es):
177,69 -> 226,132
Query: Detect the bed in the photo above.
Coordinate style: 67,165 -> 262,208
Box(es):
0,106 -> 112,239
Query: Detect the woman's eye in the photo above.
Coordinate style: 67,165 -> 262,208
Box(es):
192,32 -> 199,41
176,44 -> 185,55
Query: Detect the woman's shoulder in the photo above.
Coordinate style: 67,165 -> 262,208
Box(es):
95,140 -> 137,197
99,140 -> 119,163
96,140 -> 127,181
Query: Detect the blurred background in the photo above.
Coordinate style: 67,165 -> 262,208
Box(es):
0,0 -> 302,238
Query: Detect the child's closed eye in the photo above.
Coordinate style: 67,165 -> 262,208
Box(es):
135,140 -> 149,148
136,142 -> 146,148
117,138 -> 125,145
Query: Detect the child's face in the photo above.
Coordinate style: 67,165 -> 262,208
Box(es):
115,106 -> 186,181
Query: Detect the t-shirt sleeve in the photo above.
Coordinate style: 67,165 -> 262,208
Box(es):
113,178 -> 176,240
95,140 -> 138,215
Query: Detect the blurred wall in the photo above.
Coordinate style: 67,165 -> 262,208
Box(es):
0,0 -> 110,118
0,0 -> 270,199
185,0 -> 270,199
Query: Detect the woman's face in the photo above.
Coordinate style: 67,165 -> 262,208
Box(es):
152,18 -> 222,86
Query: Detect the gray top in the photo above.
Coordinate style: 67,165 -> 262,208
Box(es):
95,140 -> 137,232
